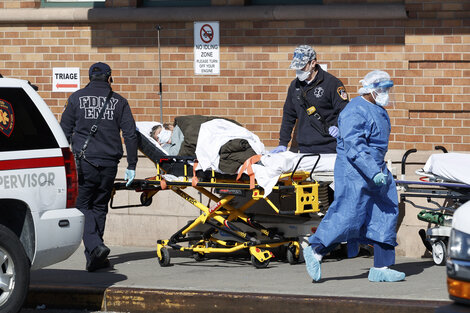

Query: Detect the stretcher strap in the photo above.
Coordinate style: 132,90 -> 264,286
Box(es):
192,161 -> 199,187
237,154 -> 262,189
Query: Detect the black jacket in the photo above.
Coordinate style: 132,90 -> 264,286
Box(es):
279,65 -> 349,154
60,80 -> 138,169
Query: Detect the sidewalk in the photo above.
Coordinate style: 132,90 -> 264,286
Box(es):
26,245 -> 456,313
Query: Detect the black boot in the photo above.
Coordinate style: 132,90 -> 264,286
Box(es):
86,244 -> 110,272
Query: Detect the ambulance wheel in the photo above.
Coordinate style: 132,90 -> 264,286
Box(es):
0,224 -> 30,313
157,247 -> 170,267
193,252 -> 205,262
432,240 -> 447,266
140,193 -> 153,206
251,255 -> 270,269
287,247 -> 299,265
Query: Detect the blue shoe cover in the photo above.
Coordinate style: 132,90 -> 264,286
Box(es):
303,246 -> 321,281
368,267 -> 405,282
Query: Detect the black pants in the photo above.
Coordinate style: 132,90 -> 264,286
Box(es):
76,160 -> 117,263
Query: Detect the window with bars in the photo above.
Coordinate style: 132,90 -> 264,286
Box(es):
42,0 -> 321,7
143,0 -> 210,7
249,0 -> 322,4
41,0 -> 105,7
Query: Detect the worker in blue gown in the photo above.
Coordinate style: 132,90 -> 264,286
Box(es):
303,70 -> 406,282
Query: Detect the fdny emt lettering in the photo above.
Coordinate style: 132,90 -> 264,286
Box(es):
79,96 -> 117,120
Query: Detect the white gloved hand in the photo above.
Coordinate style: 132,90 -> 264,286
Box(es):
328,126 -> 339,138
125,169 -> 136,187
373,172 -> 387,186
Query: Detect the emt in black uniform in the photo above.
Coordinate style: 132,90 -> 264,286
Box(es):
60,62 -> 138,272
271,45 -> 349,154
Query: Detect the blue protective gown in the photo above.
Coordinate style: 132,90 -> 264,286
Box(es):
309,96 -> 399,248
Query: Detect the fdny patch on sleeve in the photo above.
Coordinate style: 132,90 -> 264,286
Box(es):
0,99 -> 15,138
337,86 -> 348,101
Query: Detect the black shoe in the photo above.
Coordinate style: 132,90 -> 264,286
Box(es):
101,258 -> 111,269
87,258 -> 112,272
95,258 -> 112,271
86,244 -> 110,272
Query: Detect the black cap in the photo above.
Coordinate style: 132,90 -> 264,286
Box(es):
89,62 -> 112,78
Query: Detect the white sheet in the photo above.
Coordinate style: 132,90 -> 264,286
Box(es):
252,151 -> 336,196
423,153 -> 470,185
135,121 -> 168,155
196,119 -> 266,172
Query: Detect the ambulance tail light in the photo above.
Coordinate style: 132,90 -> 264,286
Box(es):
62,147 -> 78,208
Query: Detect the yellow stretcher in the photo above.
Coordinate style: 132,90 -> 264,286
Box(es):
112,152 -> 328,268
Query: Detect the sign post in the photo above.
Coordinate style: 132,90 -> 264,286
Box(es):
52,68 -> 80,92
194,21 -> 220,75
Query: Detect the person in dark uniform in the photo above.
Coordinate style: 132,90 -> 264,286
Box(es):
60,62 -> 137,272
271,45 -> 349,154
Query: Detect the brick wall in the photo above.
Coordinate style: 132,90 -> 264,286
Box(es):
0,1 -> 468,152
0,0 -> 35,8
395,0 -> 470,151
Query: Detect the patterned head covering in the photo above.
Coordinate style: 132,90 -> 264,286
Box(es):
289,45 -> 317,70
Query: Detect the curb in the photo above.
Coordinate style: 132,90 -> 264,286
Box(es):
26,284 -> 452,313
26,285 -> 105,310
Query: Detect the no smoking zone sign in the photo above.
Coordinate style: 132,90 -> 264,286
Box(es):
194,21 -> 219,75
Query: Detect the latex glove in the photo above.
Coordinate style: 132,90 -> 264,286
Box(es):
328,126 -> 339,138
270,145 -> 287,154
125,169 -> 136,187
373,172 -> 387,187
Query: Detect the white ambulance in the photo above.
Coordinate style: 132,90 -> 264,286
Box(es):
447,200 -> 470,306
0,76 -> 84,312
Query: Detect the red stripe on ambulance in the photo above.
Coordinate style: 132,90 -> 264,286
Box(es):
0,157 -> 64,171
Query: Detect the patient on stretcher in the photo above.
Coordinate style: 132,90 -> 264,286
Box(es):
136,116 -> 337,197
137,116 -> 263,174
149,123 -> 173,143
149,123 -> 184,155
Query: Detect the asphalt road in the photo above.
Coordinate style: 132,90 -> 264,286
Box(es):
22,245 -> 459,313
21,309 -> 125,313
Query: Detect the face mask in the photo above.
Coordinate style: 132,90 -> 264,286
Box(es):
157,129 -> 172,143
295,62 -> 313,82
296,69 -> 311,82
373,91 -> 390,107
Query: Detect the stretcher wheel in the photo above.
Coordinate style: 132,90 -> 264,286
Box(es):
287,247 -> 299,265
193,252 -> 205,262
140,193 -> 153,206
432,240 -> 447,266
251,255 -> 270,269
157,247 -> 171,267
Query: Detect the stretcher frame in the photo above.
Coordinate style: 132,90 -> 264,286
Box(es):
395,147 -> 470,266
112,153 -> 326,268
